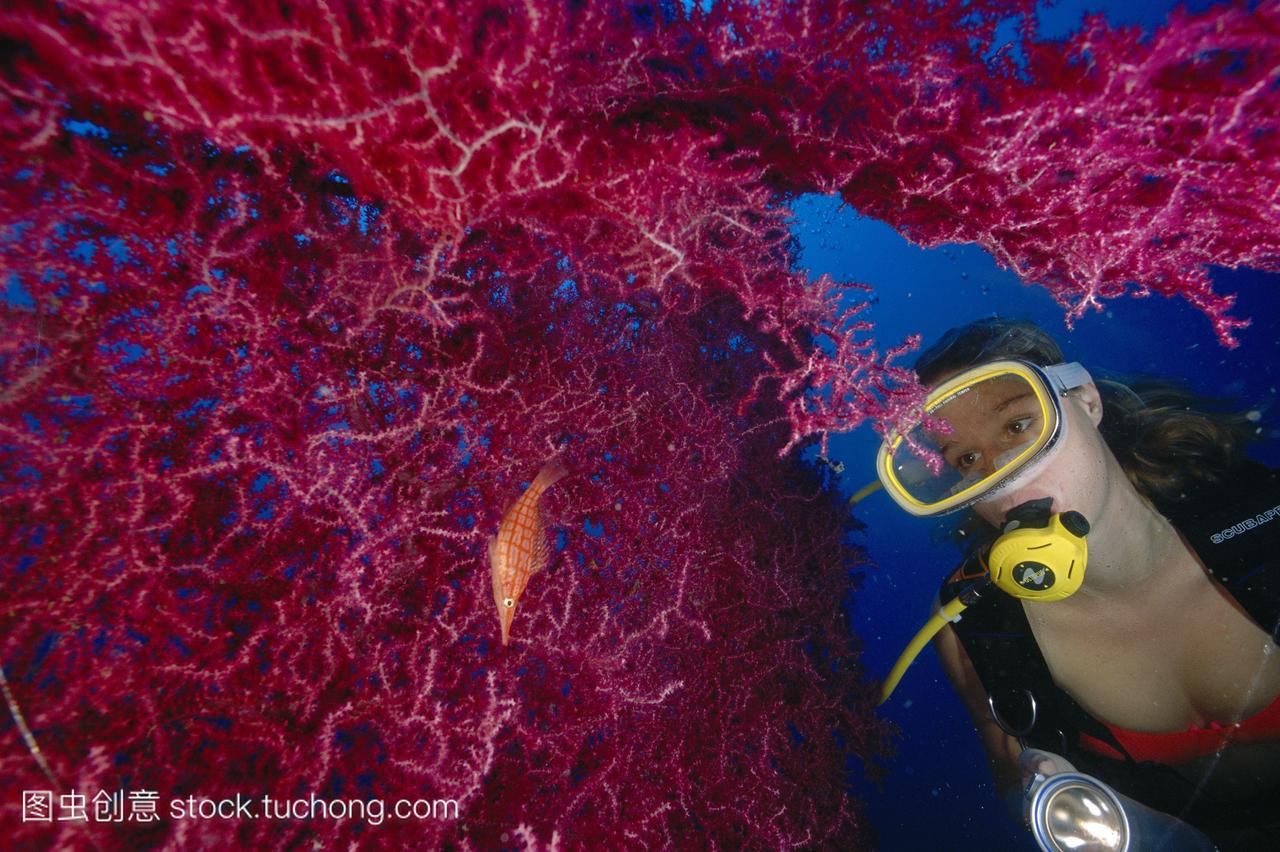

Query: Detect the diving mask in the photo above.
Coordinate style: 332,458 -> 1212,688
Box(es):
876,360 -> 1092,517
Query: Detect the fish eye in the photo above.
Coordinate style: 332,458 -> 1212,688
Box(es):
503,597 -> 514,607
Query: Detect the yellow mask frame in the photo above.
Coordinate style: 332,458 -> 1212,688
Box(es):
875,360 -> 1091,517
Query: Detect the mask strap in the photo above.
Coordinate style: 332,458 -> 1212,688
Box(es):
1042,362 -> 1091,395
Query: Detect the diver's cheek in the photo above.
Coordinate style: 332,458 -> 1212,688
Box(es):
996,439 -> 1103,522
981,452 -> 1085,519
1054,442 -> 1111,521
971,500 -> 1006,528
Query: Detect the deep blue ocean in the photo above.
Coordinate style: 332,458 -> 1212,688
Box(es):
792,2 -> 1279,847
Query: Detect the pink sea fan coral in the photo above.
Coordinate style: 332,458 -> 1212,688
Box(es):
0,106 -> 887,847
2,1 -> 1277,849
617,0 -> 1280,344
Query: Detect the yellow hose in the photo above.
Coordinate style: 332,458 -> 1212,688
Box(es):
878,594 -> 969,706
847,480 -> 883,507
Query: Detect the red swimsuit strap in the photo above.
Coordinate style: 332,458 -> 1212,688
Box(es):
1078,690 -> 1280,764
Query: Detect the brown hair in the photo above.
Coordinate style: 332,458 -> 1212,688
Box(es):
914,317 -> 1258,508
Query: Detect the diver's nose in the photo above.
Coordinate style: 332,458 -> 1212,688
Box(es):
976,444 -> 1007,479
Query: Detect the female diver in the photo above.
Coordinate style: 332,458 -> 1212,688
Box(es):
876,317 -> 1280,850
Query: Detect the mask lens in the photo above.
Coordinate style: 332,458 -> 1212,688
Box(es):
885,370 -> 1055,511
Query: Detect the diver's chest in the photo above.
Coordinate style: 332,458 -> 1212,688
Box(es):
1028,580 -> 1280,731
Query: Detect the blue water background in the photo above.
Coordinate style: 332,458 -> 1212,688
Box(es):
792,2 -> 1277,847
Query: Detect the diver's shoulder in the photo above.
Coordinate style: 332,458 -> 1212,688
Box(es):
1163,457 -> 1280,583
1161,459 -> 1279,517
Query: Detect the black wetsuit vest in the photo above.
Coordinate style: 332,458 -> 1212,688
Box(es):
939,461 -> 1280,843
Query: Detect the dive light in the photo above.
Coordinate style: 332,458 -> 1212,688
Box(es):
1018,749 -> 1215,852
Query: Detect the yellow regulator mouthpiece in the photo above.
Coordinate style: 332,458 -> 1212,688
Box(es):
988,500 -> 1090,603
878,499 -> 1090,705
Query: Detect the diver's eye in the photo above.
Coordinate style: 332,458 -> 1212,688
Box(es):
1008,416 -> 1034,435
503,597 -> 514,608
955,451 -> 980,471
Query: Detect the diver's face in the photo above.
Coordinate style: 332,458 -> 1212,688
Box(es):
924,374 -> 1047,483
970,387 -> 1109,528
923,366 -> 1109,528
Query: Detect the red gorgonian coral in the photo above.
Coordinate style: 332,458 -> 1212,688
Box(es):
1,1 -> 1276,849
